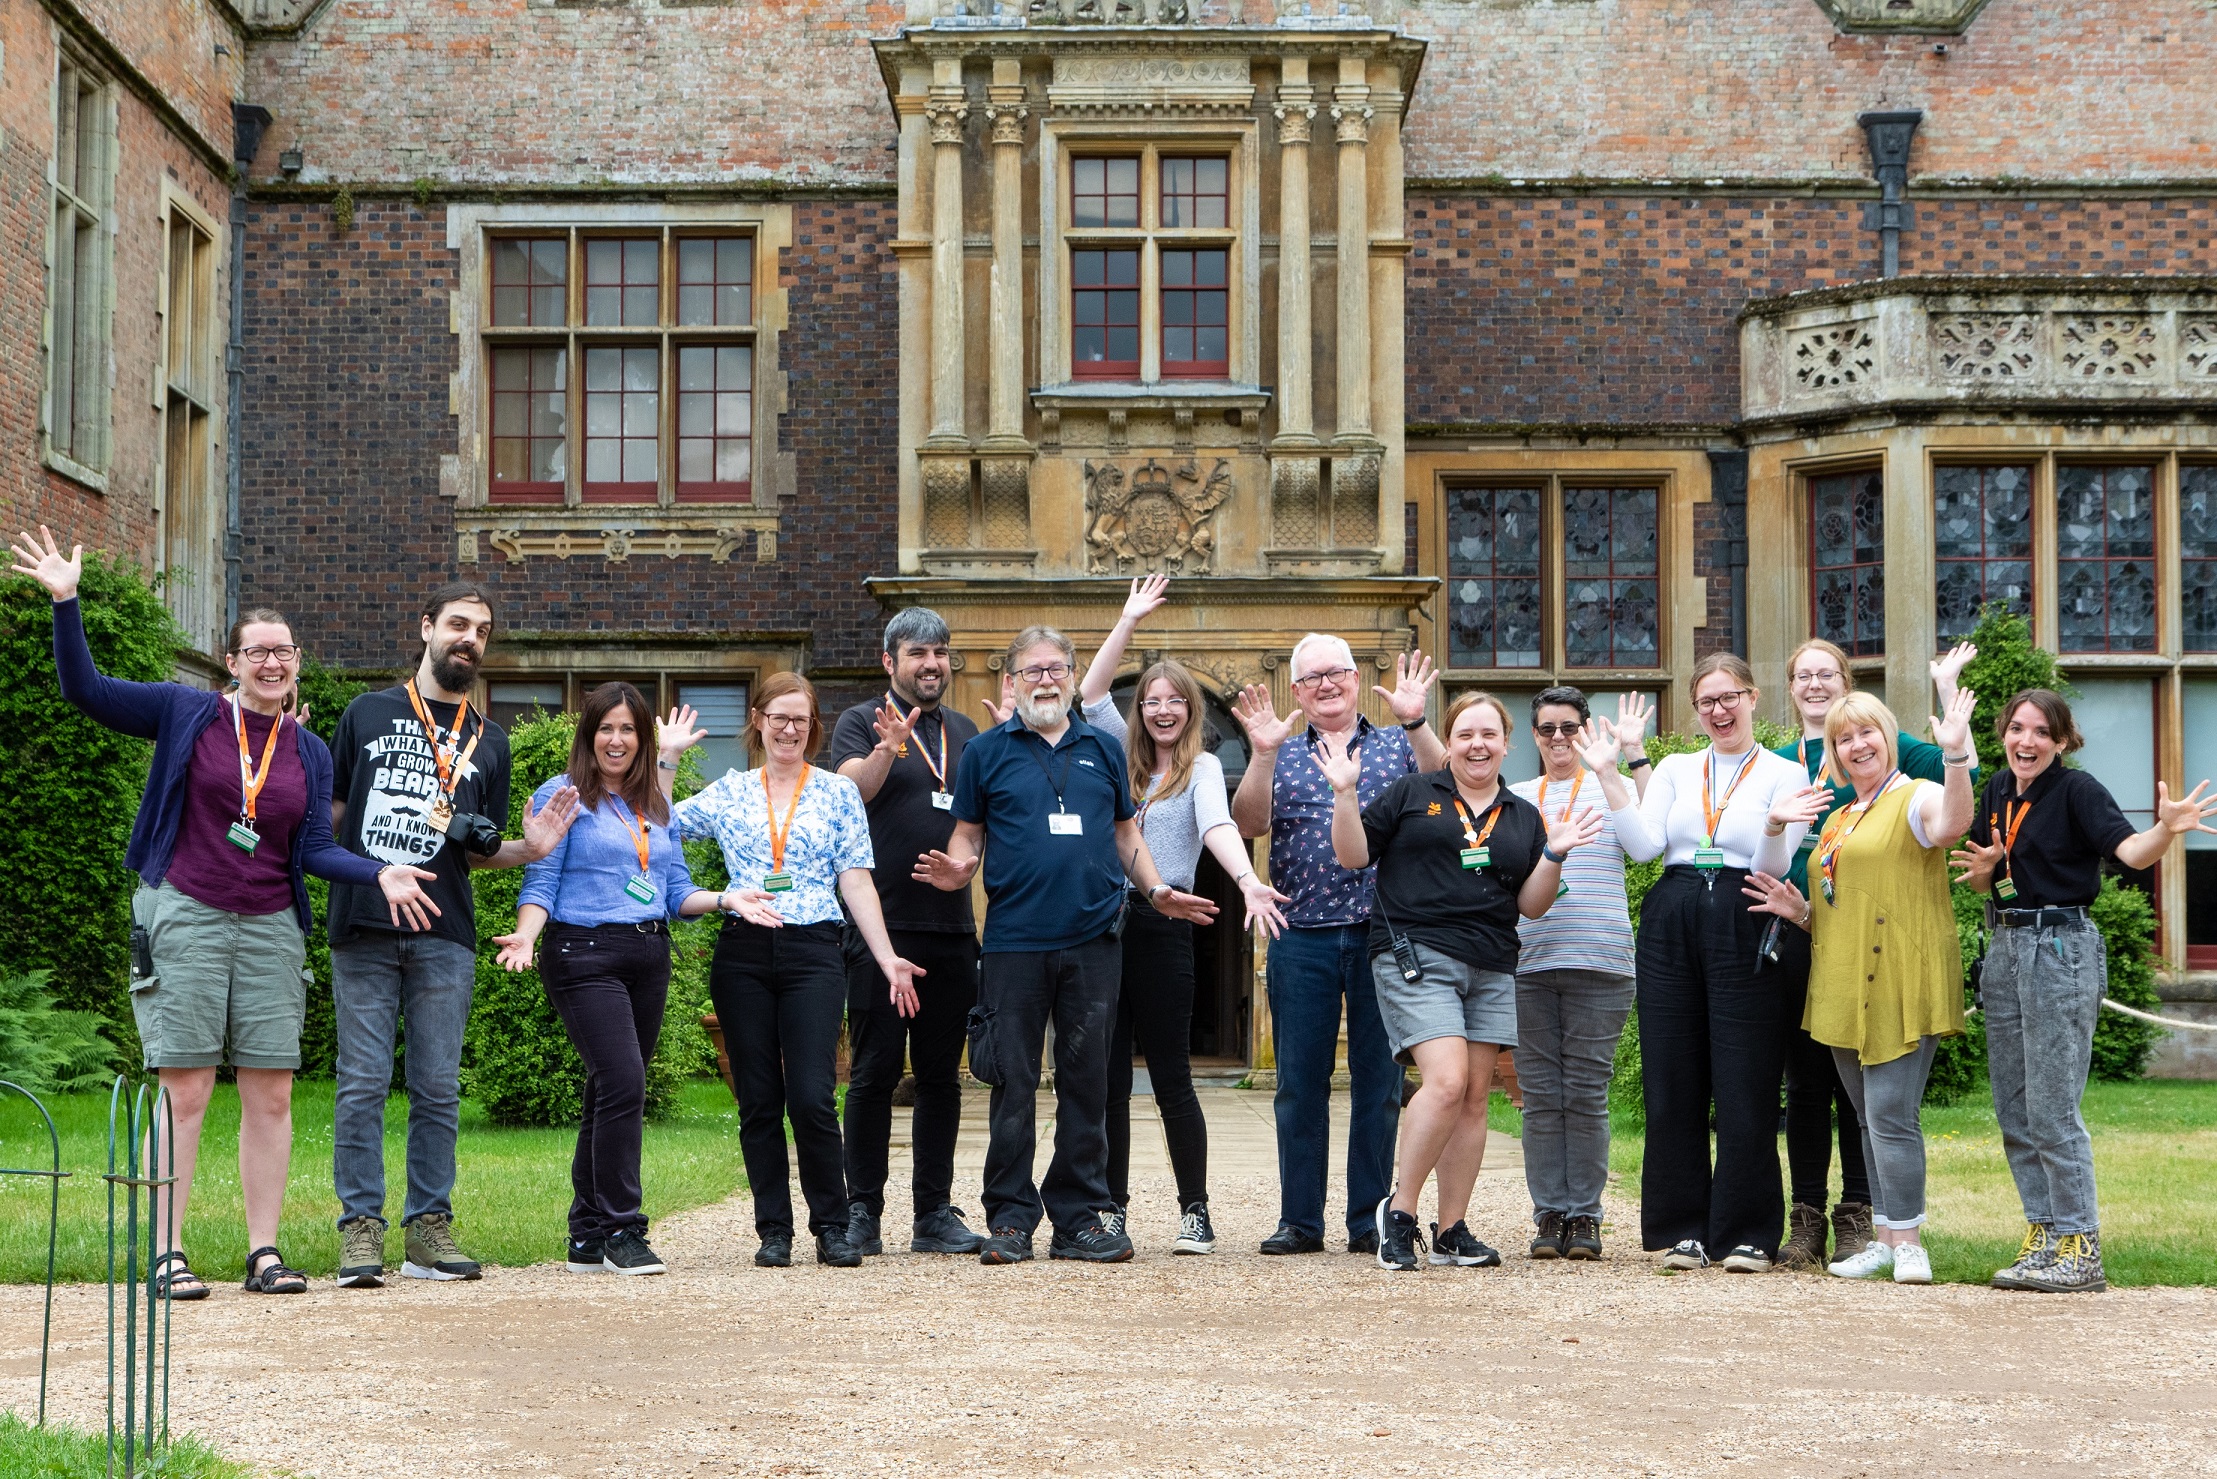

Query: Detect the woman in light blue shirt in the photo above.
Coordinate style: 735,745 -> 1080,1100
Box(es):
497,682 -> 732,1278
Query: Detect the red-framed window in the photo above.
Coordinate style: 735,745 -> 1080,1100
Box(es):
490,238 -> 566,327
1159,248 -> 1228,378
1809,467 -> 1885,657
676,344 -> 751,504
582,345 -> 659,503
2056,463 -> 2157,654
1159,156 -> 1228,229
585,238 -> 659,327
1072,249 -> 1140,379
488,346 -> 566,505
678,236 -> 753,327
1934,463 -> 2035,646
1071,156 -> 1140,228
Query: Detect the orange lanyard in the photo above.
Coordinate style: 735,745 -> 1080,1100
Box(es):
1815,770 -> 1898,901
1450,795 -> 1504,853
405,680 -> 479,801
1538,770 -> 1584,816
1996,797 -> 2034,875
763,768 -> 810,874
887,692 -> 949,789
613,799 -> 653,877
1701,747 -> 1759,846
232,698 -> 285,824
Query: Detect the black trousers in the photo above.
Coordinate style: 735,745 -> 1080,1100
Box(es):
1776,925 -> 1873,1208
1634,867 -> 1792,1257
1106,899 -> 1209,1209
539,922 -> 670,1243
709,919 -> 849,1240
980,930 -> 1121,1237
842,926 -> 980,1220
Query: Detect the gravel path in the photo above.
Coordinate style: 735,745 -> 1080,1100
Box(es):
3,1087 -> 2213,1477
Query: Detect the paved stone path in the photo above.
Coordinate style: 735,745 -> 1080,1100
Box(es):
2,1088 -> 2211,1478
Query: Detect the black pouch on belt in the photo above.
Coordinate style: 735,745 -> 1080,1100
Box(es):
964,1003 -> 1001,1088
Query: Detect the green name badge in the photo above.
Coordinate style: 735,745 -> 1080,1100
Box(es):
227,821 -> 259,855
763,871 -> 795,893
1996,876 -> 2018,901
1692,847 -> 1726,870
1461,846 -> 1491,870
1556,882 -> 1571,900
624,875 -> 656,905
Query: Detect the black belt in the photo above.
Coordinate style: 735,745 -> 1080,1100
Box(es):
1995,906 -> 2090,930
554,918 -> 667,935
1661,863 -> 1750,879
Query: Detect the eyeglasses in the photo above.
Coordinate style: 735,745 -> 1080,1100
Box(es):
1139,697 -> 1189,712
232,645 -> 301,663
1292,666 -> 1357,690
1532,721 -> 1581,738
1791,669 -> 1845,685
1014,663 -> 1073,683
1694,689 -> 1753,714
760,714 -> 811,732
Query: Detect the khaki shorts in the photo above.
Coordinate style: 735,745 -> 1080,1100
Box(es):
130,882 -> 308,1070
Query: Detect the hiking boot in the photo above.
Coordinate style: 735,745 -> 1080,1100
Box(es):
815,1228 -> 863,1268
1529,1210 -> 1567,1260
1429,1220 -> 1502,1268
1720,1245 -> 1773,1274
1660,1239 -> 1709,1270
1259,1225 -> 1324,1256
564,1237 -> 605,1273
1891,1243 -> 1933,1285
337,1216 -> 385,1289
1049,1223 -> 1135,1263
755,1235 -> 793,1268
911,1204 -> 985,1255
1375,1200 -> 1425,1272
1099,1205 -> 1127,1241
1564,1215 -> 1604,1261
2017,1231 -> 2106,1294
401,1213 -> 481,1281
1778,1202 -> 1828,1272
1830,1201 -> 1875,1263
1172,1201 -> 1217,1256
979,1227 -> 1034,1265
1827,1241 -> 1894,1280
846,1201 -> 884,1257
603,1229 -> 667,1276
1992,1222 -> 2057,1290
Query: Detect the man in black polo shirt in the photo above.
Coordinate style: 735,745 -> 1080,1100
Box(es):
918,625 -> 1217,1264
830,607 -> 985,1257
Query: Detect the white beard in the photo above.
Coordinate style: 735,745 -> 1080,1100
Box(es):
1018,692 -> 1068,730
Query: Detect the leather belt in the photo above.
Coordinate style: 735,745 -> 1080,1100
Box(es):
1994,906 -> 2089,930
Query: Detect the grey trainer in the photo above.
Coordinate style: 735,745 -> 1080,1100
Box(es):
402,1212 -> 482,1281
337,1216 -> 385,1289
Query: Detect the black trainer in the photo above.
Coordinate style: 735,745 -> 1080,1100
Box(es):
1260,1224 -> 1325,1255
1564,1214 -> 1603,1260
1348,1229 -> 1381,1256
979,1227 -> 1034,1265
846,1200 -> 884,1257
565,1237 -> 605,1274
1049,1223 -> 1136,1263
602,1228 -> 667,1276
754,1235 -> 794,1268
815,1228 -> 863,1268
911,1204 -> 985,1255
1172,1201 -> 1217,1255
1429,1220 -> 1502,1268
1529,1210 -> 1567,1260
1375,1199 -> 1425,1271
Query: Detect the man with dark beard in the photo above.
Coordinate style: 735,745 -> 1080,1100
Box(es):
326,582 -> 578,1287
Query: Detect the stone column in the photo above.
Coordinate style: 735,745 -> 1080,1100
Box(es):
1367,68 -> 1407,573
1269,59 -> 1320,553
1331,55 -> 1372,445
984,59 -> 1027,449
894,70 -> 931,571
925,57 -> 969,448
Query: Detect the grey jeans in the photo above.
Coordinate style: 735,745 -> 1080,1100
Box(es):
1981,918 -> 2104,1235
330,931 -> 479,1229
1514,968 -> 1635,1222
1829,1036 -> 1940,1230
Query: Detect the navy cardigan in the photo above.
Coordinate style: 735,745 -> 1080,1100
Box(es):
51,597 -> 384,932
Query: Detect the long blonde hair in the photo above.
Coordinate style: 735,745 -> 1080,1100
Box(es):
1124,659 -> 1209,806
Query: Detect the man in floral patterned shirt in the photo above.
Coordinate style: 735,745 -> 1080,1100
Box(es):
1231,634 -> 1443,1255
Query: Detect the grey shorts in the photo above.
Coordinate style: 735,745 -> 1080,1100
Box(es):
130,882 -> 308,1071
1370,941 -> 1518,1064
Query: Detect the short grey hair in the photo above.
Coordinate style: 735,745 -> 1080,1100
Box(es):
1005,624 -> 1075,673
883,606 -> 952,656
1289,632 -> 1356,681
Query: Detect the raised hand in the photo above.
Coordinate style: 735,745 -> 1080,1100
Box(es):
1949,835 -> 2004,889
1153,887 -> 1220,925
1375,649 -> 1439,726
1313,729 -> 1362,795
980,673 -> 1015,727
492,931 -> 535,972
1237,874 -> 1292,939
1232,682 -> 1296,754
1931,642 -> 1977,704
377,865 -> 444,932
1120,573 -> 1170,625
1544,805 -> 1606,859
1613,692 -> 1654,756
523,784 -> 581,857
658,703 -> 706,763
872,697 -> 918,756
8,525 -> 82,603
2156,779 -> 2217,838
1768,784 -> 1830,831
1929,684 -> 1976,758
913,848 -> 980,892
1741,870 -> 1809,924
883,957 -> 926,1018
1574,716 -> 1622,774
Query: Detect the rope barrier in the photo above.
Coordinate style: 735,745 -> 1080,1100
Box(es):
2102,997 -> 2217,1032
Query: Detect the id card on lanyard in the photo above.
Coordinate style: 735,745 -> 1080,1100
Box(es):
614,799 -> 657,904
228,698 -> 285,854
889,693 -> 956,811
1695,747 -> 1759,874
1452,794 -> 1504,871
761,768 -> 809,891
1994,796 -> 2033,901
1027,738 -> 1084,836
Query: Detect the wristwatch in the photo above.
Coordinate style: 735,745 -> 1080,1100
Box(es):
1626,754 -> 1652,771
1148,882 -> 1173,902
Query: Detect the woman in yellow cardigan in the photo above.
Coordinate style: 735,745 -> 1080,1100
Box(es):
1743,686 -> 1978,1285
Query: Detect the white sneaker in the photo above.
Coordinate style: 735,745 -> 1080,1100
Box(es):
1828,1241 -> 1895,1279
1891,1243 -> 1932,1284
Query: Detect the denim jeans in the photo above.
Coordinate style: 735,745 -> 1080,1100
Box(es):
1830,1036 -> 1940,1230
539,922 -> 670,1243
1265,924 -> 1403,1241
979,931 -> 1121,1238
1514,968 -> 1634,1222
330,931 -> 479,1228
1983,918 -> 2105,1234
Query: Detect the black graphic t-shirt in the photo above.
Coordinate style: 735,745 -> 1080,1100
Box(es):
328,685 -> 512,947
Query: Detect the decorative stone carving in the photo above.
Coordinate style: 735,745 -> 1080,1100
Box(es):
1271,457 -> 1322,547
476,524 -> 755,565
2186,319 -> 2217,381
1273,100 -> 1314,145
980,458 -> 1033,547
921,457 -> 972,547
1084,457 -> 1233,574
1792,322 -> 1878,392
1812,0 -> 1996,34
1931,314 -> 2039,381
924,97 -> 967,145
1048,54 -> 1253,116
1331,103 -> 1372,145
986,102 -> 1029,145
1331,455 -> 1380,547
2058,315 -> 2160,380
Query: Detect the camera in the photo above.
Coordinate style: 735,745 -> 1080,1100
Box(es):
444,809 -> 506,858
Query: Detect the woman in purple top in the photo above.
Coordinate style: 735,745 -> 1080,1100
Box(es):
11,526 -> 436,1301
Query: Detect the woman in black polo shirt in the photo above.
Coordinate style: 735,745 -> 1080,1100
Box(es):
1952,687 -> 2217,1294
1320,690 -> 1603,1272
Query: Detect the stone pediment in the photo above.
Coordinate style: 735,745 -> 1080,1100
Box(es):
1048,52 -> 1256,113
1811,0 -> 1995,33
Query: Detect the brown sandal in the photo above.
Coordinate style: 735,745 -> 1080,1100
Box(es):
243,1245 -> 308,1295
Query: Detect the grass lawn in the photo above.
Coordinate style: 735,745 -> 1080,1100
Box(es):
1594,1078 -> 2217,1286
0,1413 -> 247,1479
0,1078 -> 745,1285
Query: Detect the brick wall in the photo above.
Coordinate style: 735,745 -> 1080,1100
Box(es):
238,197 -> 902,674
63,0 -> 246,158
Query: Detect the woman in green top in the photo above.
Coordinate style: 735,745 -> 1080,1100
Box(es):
1767,637 -> 1975,1270
1744,686 -> 1978,1285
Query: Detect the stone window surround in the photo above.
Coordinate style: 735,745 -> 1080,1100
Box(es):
155,180 -> 228,655
43,42 -> 119,493
443,201 -> 795,567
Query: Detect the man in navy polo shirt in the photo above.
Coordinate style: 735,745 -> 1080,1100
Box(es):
917,625 -> 1217,1265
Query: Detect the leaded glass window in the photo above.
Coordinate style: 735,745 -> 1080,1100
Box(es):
1446,486 -> 1542,668
1934,464 -> 2033,645
1563,486 -> 1659,667
2056,464 -> 2156,653
1810,469 -> 1884,657
2182,465 -> 2217,653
